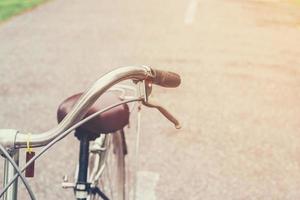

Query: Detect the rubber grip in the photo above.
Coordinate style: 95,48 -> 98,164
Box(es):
151,69 -> 181,88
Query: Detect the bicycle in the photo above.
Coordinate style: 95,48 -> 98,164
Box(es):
0,66 -> 181,200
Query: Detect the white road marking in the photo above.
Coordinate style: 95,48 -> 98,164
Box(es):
136,171 -> 160,200
185,0 -> 198,25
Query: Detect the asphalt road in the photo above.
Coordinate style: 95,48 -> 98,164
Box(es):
1,0 -> 300,199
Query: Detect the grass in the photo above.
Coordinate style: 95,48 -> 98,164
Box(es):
0,0 -> 46,22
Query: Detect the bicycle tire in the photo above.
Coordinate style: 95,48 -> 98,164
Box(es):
88,130 -> 128,200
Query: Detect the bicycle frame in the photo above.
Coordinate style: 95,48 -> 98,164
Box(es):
2,150 -> 19,200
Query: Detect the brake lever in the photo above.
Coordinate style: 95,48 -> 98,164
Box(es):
142,98 -> 181,129
138,80 -> 181,129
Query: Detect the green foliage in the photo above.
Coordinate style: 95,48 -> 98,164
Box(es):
0,0 -> 45,21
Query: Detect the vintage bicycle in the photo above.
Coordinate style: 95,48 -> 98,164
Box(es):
0,66 -> 181,200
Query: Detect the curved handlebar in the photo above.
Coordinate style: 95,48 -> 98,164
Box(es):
14,66 -> 181,148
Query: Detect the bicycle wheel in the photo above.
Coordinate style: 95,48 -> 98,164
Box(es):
88,130 -> 129,200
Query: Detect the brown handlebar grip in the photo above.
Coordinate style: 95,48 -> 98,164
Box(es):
151,69 -> 181,88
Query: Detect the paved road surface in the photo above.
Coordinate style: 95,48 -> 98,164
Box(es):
1,0 -> 300,199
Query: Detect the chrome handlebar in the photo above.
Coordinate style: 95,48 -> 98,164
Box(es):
0,66 -> 180,150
